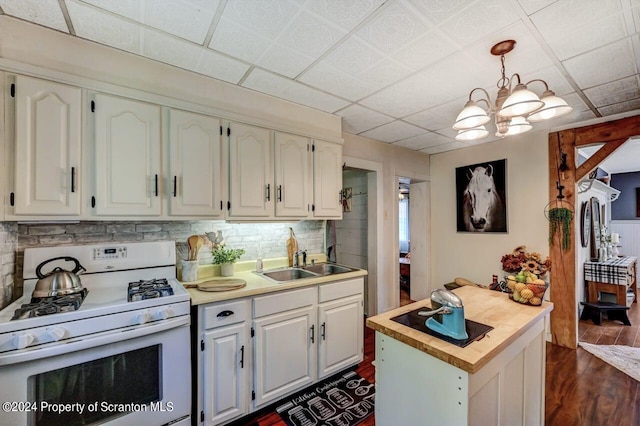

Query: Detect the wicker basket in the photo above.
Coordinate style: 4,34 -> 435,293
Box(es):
505,277 -> 548,306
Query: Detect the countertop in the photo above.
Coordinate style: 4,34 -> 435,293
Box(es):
366,286 -> 553,374
181,257 -> 368,306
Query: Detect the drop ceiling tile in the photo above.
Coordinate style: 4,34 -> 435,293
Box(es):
0,0 -> 68,32
66,1 -> 142,54
434,127 -> 460,139
335,104 -> 395,134
359,120 -> 427,142
598,98 -> 640,116
519,66 -> 574,97
393,132 -> 452,150
404,98 -> 468,130
516,0 -> 556,15
196,49 -> 250,84
81,0 -> 219,44
322,35 -> 386,76
357,59 -> 413,90
242,69 -> 349,113
209,17 -> 272,63
143,29 -> 202,70
242,68 -> 290,95
530,0 -> 623,60
563,38 -> 636,89
584,75 -> 640,108
299,62 -> 377,101
392,29 -> 458,71
305,0 -> 387,32
355,1 -> 430,54
408,0 -> 476,26
221,0 -> 301,41
257,43 -> 316,78
421,140 -> 467,154
438,0 -> 520,47
359,74 -> 434,118
276,10 -> 347,57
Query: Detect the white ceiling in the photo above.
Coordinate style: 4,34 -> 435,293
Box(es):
2,0 -> 640,154
579,137 -> 640,174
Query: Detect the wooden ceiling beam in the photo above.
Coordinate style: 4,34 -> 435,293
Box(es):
574,115 -> 640,146
575,138 -> 628,181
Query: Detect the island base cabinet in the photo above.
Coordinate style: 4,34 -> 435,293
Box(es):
375,319 -> 546,426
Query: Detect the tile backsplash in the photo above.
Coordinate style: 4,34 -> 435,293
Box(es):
8,220 -> 325,301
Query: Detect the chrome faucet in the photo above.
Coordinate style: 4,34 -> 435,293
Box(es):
293,250 -> 307,267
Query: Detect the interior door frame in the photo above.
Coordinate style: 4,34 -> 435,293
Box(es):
548,115 -> 640,348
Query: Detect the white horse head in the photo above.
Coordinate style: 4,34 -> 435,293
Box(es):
463,165 -> 504,232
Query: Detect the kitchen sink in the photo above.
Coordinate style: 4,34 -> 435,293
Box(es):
260,268 -> 318,282
256,263 -> 358,282
302,263 -> 355,275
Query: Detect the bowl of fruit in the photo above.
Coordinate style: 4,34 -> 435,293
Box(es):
505,271 -> 547,306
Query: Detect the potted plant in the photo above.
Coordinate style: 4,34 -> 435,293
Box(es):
212,245 -> 246,277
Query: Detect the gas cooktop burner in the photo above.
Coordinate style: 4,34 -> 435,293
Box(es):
11,289 -> 88,320
128,278 -> 174,302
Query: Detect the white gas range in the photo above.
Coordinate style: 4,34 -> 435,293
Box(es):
0,241 -> 191,426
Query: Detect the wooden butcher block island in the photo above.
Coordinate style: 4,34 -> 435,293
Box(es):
367,285 -> 553,426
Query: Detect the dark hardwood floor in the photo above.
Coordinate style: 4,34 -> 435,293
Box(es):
244,300 -> 640,426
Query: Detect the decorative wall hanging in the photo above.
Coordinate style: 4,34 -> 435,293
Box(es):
456,159 -> 507,233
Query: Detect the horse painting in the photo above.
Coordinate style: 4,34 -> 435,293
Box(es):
461,164 -> 506,232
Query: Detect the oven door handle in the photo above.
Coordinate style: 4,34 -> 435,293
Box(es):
0,316 -> 190,366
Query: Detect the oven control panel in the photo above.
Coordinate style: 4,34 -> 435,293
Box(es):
92,247 -> 127,261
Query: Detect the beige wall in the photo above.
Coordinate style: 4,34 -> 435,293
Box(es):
429,130 -> 550,288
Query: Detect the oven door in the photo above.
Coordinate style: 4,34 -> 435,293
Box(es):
0,317 -> 191,426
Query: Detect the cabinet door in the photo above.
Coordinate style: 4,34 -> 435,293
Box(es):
92,93 -> 161,216
312,140 -> 343,218
252,306 -> 316,409
168,109 -> 224,217
318,295 -> 363,379
202,323 -> 248,426
274,132 -> 310,218
228,122 -> 273,218
14,75 -> 82,215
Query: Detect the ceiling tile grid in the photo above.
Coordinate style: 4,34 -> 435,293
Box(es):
2,0 -> 639,155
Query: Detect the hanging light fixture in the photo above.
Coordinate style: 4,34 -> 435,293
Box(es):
453,40 -> 572,141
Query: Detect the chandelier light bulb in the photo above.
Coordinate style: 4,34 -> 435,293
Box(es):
455,125 -> 489,141
505,116 -> 533,136
499,83 -> 544,117
453,100 -> 490,130
528,90 -> 573,122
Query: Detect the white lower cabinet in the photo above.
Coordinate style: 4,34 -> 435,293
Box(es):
317,279 -> 364,379
194,277 -> 364,425
197,300 -> 250,426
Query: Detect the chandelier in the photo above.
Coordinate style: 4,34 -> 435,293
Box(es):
452,40 -> 572,141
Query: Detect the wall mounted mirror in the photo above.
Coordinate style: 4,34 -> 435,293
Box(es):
580,201 -> 590,248
589,197 -> 601,261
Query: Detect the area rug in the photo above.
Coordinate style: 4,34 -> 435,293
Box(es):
275,370 -> 374,426
578,342 -> 640,382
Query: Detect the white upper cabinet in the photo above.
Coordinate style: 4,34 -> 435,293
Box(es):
12,75 -> 82,216
274,132 -> 310,218
228,122 -> 273,218
91,93 -> 162,216
168,109 -> 224,217
312,140 -> 343,218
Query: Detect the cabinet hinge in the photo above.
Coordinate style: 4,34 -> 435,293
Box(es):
200,410 -> 204,422
90,100 -> 95,112
200,339 -> 204,351
252,391 -> 255,401
227,127 -> 231,137
251,327 -> 254,337
9,193 -> 14,207
10,83 -> 15,98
